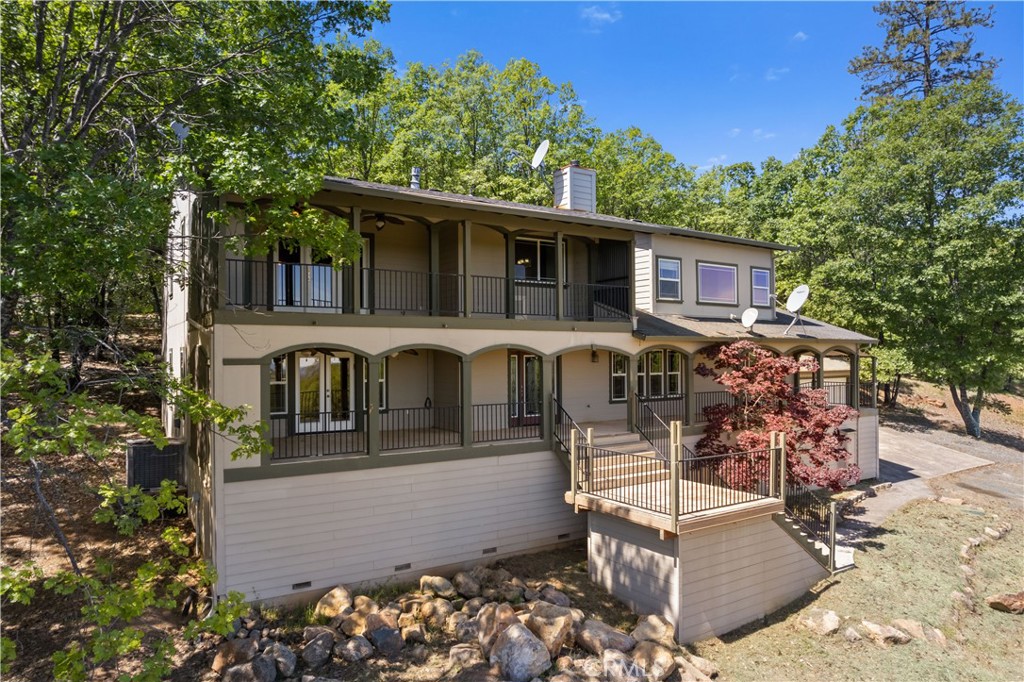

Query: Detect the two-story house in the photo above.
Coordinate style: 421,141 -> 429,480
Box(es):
163,164 -> 878,643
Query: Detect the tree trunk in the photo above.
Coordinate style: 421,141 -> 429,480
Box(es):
882,382 -> 892,406
890,373 -> 902,407
30,458 -> 82,576
948,383 -> 982,438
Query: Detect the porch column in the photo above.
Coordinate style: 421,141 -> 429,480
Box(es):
542,357 -> 555,447
462,220 -> 473,317
260,368 -> 272,467
851,352 -> 860,408
265,249 -> 275,311
350,206 -> 361,314
686,356 -> 696,426
627,355 -> 639,432
366,358 -> 381,457
461,358 -> 473,446
815,352 -> 824,389
555,232 -> 565,320
870,355 -> 878,409
429,224 -> 440,316
505,234 -> 516,319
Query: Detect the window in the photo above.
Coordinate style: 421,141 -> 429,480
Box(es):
514,238 -> 558,281
269,355 -> 288,415
610,353 -> 628,402
697,262 -> 738,305
656,257 -> 682,301
637,350 -> 683,398
752,267 -> 772,307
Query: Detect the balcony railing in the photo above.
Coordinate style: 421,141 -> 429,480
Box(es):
225,259 -> 629,321
269,412 -> 366,460
473,403 -> 543,443
380,406 -> 461,451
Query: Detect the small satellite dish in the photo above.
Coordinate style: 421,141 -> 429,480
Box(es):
740,307 -> 758,330
785,284 -> 809,313
170,120 -> 190,143
783,284 -> 810,336
530,139 -> 550,169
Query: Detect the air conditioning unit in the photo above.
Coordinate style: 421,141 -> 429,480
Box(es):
126,439 -> 185,491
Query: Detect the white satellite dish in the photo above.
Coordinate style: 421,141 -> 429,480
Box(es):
783,284 -> 810,336
785,284 -> 809,313
530,139 -> 550,169
170,120 -> 190,143
740,307 -> 758,330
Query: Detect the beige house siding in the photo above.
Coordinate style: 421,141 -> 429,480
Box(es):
677,515 -> 827,642
220,450 -> 584,601
560,350 -> 627,423
856,412 -> 879,480
588,513 -> 679,624
634,234 -> 653,312
472,350 -> 510,404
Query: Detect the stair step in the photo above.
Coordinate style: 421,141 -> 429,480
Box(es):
592,432 -> 645,447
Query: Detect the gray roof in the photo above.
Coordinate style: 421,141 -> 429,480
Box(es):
634,310 -> 877,344
321,176 -> 795,252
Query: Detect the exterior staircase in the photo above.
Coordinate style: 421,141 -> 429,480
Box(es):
772,506 -> 853,575
585,428 -> 669,492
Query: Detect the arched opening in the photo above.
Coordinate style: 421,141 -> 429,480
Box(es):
791,349 -> 821,391
635,348 -> 687,424
470,347 -> 547,444
823,350 -> 855,406
379,347 -> 463,451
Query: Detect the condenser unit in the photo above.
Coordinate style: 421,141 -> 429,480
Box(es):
126,439 -> 185,491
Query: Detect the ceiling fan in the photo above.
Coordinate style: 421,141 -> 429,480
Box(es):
361,212 -> 406,231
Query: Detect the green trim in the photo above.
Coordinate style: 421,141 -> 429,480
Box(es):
223,357 -> 262,365
696,260 -> 739,307
224,440 -> 547,482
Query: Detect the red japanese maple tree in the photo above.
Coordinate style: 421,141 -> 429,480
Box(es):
695,341 -> 860,491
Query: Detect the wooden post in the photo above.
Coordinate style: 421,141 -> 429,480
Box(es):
505,234 -> 516,319
669,420 -> 680,522
685,355 -> 696,426
555,232 -> 565,320
871,356 -> 878,409
542,358 -> 555,449
366,359 -> 381,457
570,429 -> 578,505
627,356 -> 638,432
460,358 -> 473,447
429,224 -> 440,316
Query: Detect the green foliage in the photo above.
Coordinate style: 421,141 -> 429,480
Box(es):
93,480 -> 187,537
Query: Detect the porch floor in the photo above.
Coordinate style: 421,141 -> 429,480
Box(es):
269,426 -> 544,461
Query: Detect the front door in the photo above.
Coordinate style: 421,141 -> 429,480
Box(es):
296,351 -> 353,432
509,351 -> 541,426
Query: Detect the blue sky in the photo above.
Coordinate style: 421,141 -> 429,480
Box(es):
367,1 -> 1024,171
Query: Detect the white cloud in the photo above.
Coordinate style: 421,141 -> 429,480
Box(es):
728,128 -> 741,138
728,65 -> 745,83
765,67 -> 790,81
791,31 -> 809,42
580,5 -> 622,31
697,154 -> 728,171
752,129 -> 777,140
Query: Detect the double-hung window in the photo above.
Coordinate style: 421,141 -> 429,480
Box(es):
752,267 -> 772,307
656,257 -> 682,301
269,355 -> 288,415
697,262 -> 738,305
637,350 -> 683,398
610,353 -> 628,402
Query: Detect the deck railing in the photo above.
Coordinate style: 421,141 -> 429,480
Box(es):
363,268 -> 463,316
225,259 -> 355,311
859,383 -> 876,408
679,448 -> 774,513
563,282 -> 631,321
633,393 -> 671,459
380,406 -> 461,451
552,397 -> 588,454
472,403 -> 542,443
575,446 -> 670,515
782,476 -> 838,572
269,412 -> 366,460
694,391 -> 735,424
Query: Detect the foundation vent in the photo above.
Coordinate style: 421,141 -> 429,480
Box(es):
558,533 -> 571,540
292,581 -> 311,590
394,563 -> 411,572
482,547 -> 497,555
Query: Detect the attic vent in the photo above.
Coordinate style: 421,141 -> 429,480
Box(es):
126,439 -> 184,491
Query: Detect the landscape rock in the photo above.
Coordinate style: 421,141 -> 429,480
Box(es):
368,627 -> 405,657
446,611 -> 468,635
449,643 -> 485,667
464,597 -> 488,616
684,653 -> 719,679
339,611 -> 370,637
555,654 -> 574,671
402,623 -> 427,644
675,655 -> 714,682
984,526 -> 1005,540
985,591 -> 1024,614
525,601 -> 574,658
221,655 -> 277,682
397,612 -> 417,628
364,611 -> 399,633
892,618 -> 926,639
499,581 -> 526,603
843,627 -> 862,643
630,614 -> 675,647
539,586 -> 572,607
301,677 -> 342,682
407,643 -> 429,664
301,632 -> 334,669
577,619 -> 636,655
951,590 -> 977,613
456,617 -> 480,643
336,635 -> 373,663
602,648 -> 645,682
353,595 -> 380,614
262,642 -> 296,677
478,602 -> 519,655
925,628 -> 948,648
489,623 -> 552,682
797,608 -> 840,636
314,585 -> 353,619
420,575 -> 458,599
860,620 -> 911,646
959,564 -> 976,577
212,637 -> 258,674
630,641 -> 676,681
302,626 -> 338,643
452,571 -> 482,598
421,598 -> 455,630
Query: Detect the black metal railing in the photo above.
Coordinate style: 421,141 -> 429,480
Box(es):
576,445 -> 670,515
513,280 -> 557,318
694,391 -> 735,424
225,259 -> 354,311
639,394 -> 687,426
782,477 -> 837,571
473,403 -> 542,443
859,383 -> 875,408
823,381 -> 851,406
269,412 -> 366,461
553,397 -> 587,454
680,448 -> 774,513
363,268 -> 463,316
563,282 -> 631,321
470,275 -> 507,316
380,405 -> 461,451
633,393 -> 671,459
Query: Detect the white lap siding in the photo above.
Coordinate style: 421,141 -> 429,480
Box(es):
857,412 -> 879,480
220,450 -> 584,601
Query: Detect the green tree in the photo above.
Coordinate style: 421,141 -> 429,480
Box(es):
850,0 -> 998,100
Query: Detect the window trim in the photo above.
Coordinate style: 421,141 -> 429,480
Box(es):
655,256 -> 683,302
751,266 -> 773,309
609,352 -> 628,403
634,349 -> 684,399
269,354 -> 288,416
696,261 -> 739,306
514,237 -> 562,283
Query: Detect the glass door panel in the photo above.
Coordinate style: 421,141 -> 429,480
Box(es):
296,354 -> 322,433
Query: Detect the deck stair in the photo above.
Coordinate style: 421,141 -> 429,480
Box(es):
582,429 -> 669,492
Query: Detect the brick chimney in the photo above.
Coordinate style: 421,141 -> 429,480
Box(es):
553,161 -> 597,212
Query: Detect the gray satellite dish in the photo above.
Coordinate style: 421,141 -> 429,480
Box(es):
783,284 -> 810,336
171,120 -> 190,143
530,139 -> 550,169
740,307 -> 758,331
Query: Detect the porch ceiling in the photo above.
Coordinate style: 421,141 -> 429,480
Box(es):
633,310 -> 877,344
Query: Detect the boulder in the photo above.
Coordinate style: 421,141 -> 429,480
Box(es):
477,602 -> 519,655
499,581 -> 525,603
338,612 -> 369,637
212,638 -> 258,674
397,612 -> 417,628
456,617 -> 480,643
951,590 -> 977,613
262,642 -> 296,677
452,571 -> 482,598
797,608 -> 840,636
843,627 -> 862,643
364,611 -> 398,633
630,614 -> 676,647
891,618 -> 925,639
603,648 -> 645,682
925,628 -> 948,648
302,626 -> 338,643
861,620 -> 911,646
488,622 -> 552,682
684,653 -> 719,679
402,623 -> 427,644
446,611 -> 469,635
631,641 -> 676,681
353,594 -> 380,614
525,601 -> 574,658
368,627 -> 404,657
449,643 -> 485,667
336,635 -> 373,663
986,591 -> 1024,614
539,586 -> 572,607
463,596 -> 488,616
300,632 -> 334,669
421,598 -> 455,630
576,619 -> 636,655
420,575 -> 458,599
222,655 -> 277,682
314,585 -> 353,619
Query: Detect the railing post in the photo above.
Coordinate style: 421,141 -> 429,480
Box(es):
366,358 -> 381,457
828,501 -> 837,572
570,429 -> 577,505
462,220 -> 472,317
460,358 -> 473,447
779,431 -> 787,498
769,431 -> 778,498
670,421 -> 680,522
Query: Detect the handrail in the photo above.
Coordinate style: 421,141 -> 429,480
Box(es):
552,397 -> 587,453
633,392 -> 670,459
781,476 -> 838,572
